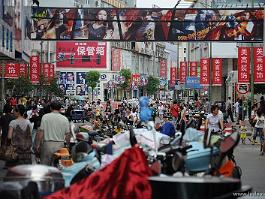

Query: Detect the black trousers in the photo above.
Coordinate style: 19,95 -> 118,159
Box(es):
227,109 -> 235,122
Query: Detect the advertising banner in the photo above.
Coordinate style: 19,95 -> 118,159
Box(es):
189,61 -> 198,77
112,48 -> 121,71
254,47 -> 265,83
5,63 -> 19,78
29,7 -> 264,42
56,41 -> 107,68
42,63 -> 55,82
238,47 -> 250,83
131,73 -> 140,89
160,59 -> 167,78
186,77 -> 202,89
212,58 -> 222,86
200,58 -> 210,86
179,61 -> 187,83
30,56 -> 40,84
170,67 -> 177,87
19,63 -> 28,77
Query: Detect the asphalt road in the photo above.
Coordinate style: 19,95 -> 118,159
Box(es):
0,137 -> 265,198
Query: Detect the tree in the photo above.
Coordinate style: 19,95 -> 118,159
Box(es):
254,84 -> 265,94
146,76 -> 160,96
85,71 -> 100,101
119,69 -> 131,98
46,78 -> 64,97
9,76 -> 33,96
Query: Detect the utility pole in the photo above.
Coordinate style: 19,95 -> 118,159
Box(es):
250,0 -> 254,107
1,63 -> 5,112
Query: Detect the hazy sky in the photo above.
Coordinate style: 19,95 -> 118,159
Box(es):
136,0 -> 179,8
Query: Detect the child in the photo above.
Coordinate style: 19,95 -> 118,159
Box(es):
240,121 -> 247,144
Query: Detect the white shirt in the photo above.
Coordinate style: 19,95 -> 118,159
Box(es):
207,113 -> 221,132
255,115 -> 265,128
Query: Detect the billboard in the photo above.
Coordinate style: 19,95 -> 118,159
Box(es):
56,41 -> 107,68
28,7 -> 264,42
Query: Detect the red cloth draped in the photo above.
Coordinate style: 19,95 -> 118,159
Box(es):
44,147 -> 152,199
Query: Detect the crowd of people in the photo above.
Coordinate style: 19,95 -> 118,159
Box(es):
0,94 -> 265,168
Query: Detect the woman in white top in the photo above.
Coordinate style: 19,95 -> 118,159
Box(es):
205,104 -> 224,134
254,109 -> 265,155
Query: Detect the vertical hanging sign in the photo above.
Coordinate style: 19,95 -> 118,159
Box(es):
212,58 -> 222,86
160,59 -> 167,78
49,64 -> 55,81
189,62 -> 198,77
170,67 -> 177,87
19,63 -> 28,77
200,58 -> 210,86
179,61 -> 187,83
254,47 -> 265,83
5,63 -> 19,78
237,47 -> 250,83
30,55 -> 40,84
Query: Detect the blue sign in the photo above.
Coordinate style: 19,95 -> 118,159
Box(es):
186,77 -> 202,89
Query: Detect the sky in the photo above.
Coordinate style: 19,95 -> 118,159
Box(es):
136,0 -> 192,8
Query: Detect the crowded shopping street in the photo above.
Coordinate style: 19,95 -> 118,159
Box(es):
0,0 -> 265,198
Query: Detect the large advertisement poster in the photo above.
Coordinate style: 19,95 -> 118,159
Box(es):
29,7 -> 264,42
238,47 -> 250,83
200,58 -> 210,86
212,58 -> 222,86
254,47 -> 265,83
56,41 -> 107,68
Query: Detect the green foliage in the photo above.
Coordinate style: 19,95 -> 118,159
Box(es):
85,71 -> 100,101
46,78 -> 64,97
146,76 -> 160,96
119,69 -> 131,90
85,71 -> 101,90
11,75 -> 33,96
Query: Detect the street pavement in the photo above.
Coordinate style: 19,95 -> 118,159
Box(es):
0,130 -> 265,198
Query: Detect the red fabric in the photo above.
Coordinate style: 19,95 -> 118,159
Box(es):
171,104 -> 179,118
44,147 -> 152,199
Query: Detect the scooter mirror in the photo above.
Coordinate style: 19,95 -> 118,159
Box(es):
160,137 -> 170,145
220,131 -> 240,154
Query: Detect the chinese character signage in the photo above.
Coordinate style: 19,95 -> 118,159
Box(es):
179,62 -> 187,83
131,73 -> 140,89
200,58 -> 210,86
56,42 -> 107,68
212,58 -> 222,86
29,7 -> 264,42
42,63 -> 55,82
238,47 -> 250,83
5,63 -> 19,78
112,48 -> 121,71
189,62 -> 198,77
30,55 -> 40,84
254,47 -> 265,83
170,67 -> 177,86
160,59 -> 167,78
19,63 -> 28,77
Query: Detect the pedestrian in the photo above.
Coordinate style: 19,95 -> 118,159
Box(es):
253,109 -> 265,151
37,101 -> 71,165
0,104 -> 15,146
170,100 -> 179,123
205,104 -> 224,134
240,121 -> 247,144
226,97 -> 234,122
7,104 -> 32,165
234,99 -> 240,124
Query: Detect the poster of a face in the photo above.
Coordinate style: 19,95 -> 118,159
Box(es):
29,7 -> 264,41
59,72 -> 67,84
76,72 -> 86,84
59,84 -> 66,95
66,72 -> 75,84
76,84 -> 87,96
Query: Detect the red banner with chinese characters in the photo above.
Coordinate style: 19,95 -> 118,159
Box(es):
170,67 -> 177,86
19,63 -> 28,77
131,73 -> 140,89
200,58 -> 210,86
112,48 -> 121,71
238,47 -> 250,83
212,58 -> 222,86
160,59 -> 167,78
189,62 -> 198,77
56,42 -> 107,68
30,55 -> 40,84
179,61 -> 187,83
254,47 -> 265,83
5,63 -> 19,78
49,64 -> 55,80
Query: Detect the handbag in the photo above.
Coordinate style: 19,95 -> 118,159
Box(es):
4,145 -> 18,161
